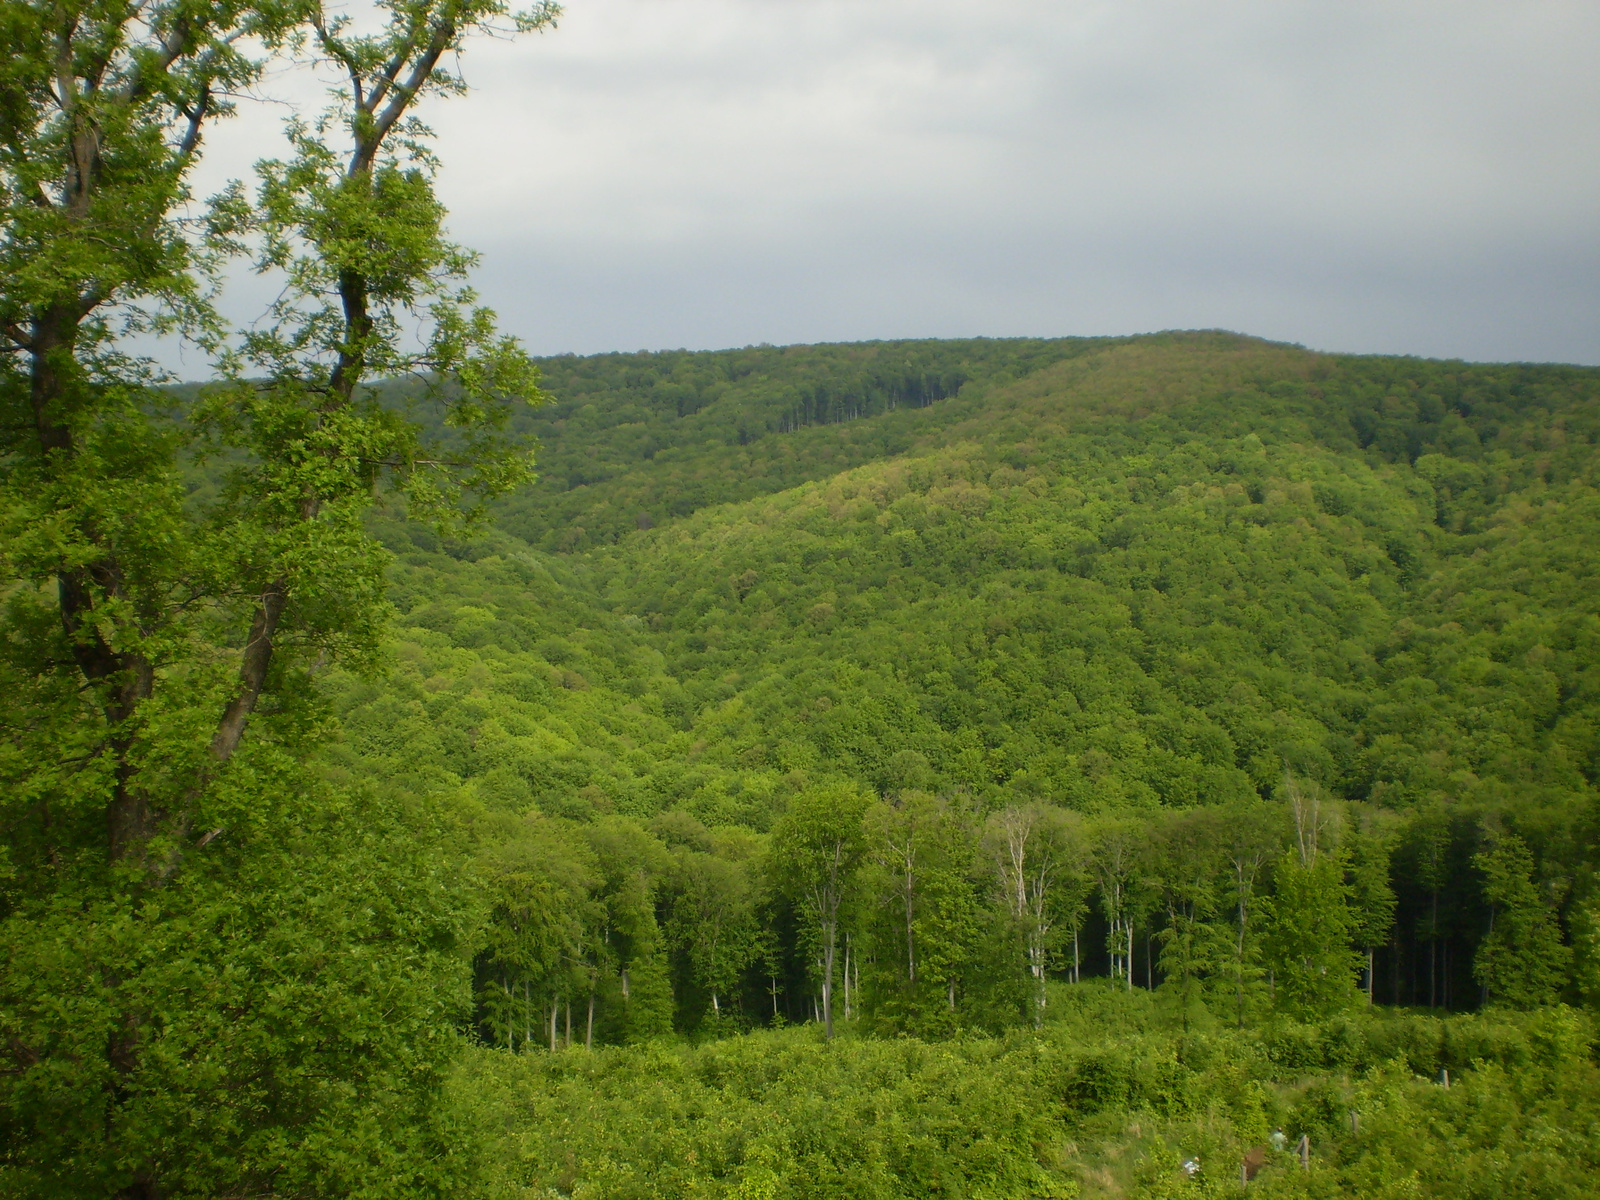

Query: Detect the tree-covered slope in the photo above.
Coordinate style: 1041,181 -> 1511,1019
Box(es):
329,332 -> 1600,1037
471,336 -> 1117,550
351,332 -> 1599,822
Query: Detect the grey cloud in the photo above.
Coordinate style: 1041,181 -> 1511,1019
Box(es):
187,0 -> 1600,364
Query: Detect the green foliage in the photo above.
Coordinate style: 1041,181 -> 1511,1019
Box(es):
0,778 -> 476,1199
623,931 -> 676,1043
476,815 -> 600,1049
986,803 -> 1093,1025
0,0 -> 548,1193
14,0 -> 1597,1193
859,792 -> 986,1036
454,1025 -> 1077,1200
1261,851 -> 1363,1019
368,335 -> 1598,828
447,994 -> 1600,1200
10,87 -> 1600,1185
1346,814 -> 1398,991
662,828 -> 763,1024
767,780 -> 873,1033
478,338 -> 1114,551
1473,831 -> 1571,1008
340,333 -> 1599,1039
1241,1008 -> 1600,1200
308,330 -> 1600,1189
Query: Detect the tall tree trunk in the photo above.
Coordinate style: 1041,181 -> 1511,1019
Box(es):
842,936 -> 851,1021
1126,921 -> 1134,992
1034,946 -> 1046,1029
821,917 -> 836,1039
903,866 -> 916,987
1237,893 -> 1249,1028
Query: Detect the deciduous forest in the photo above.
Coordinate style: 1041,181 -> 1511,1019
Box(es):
3,1 -> 1599,1198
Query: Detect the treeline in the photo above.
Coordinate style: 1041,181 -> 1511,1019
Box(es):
771,366 -> 966,432
472,777 -> 1577,1051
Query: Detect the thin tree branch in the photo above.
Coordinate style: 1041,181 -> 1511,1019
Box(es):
354,22 -> 456,174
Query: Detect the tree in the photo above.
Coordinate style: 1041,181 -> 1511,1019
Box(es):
1405,803 -> 1453,1008
0,0 -> 555,1191
1091,816 -> 1147,991
476,816 -> 600,1051
198,0 -> 556,763
1284,771 -> 1338,868
1261,849 -> 1362,1019
985,802 -> 1089,1025
1150,807 -> 1228,1026
1,0 -> 269,884
665,846 -> 759,1023
1473,830 -> 1570,1009
1347,809 -> 1398,1004
1221,799 -> 1280,1026
581,817 -> 674,1041
766,780 -> 871,1038
622,916 -> 676,1042
861,790 -> 981,1035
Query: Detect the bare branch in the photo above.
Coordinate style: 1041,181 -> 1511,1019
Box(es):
176,86 -> 212,161
119,13 -> 197,105
364,11 -> 427,115
355,22 -> 456,173
313,20 -> 367,110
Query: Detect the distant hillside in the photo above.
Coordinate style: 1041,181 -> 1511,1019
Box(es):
358,331 -> 1599,812
476,336 -> 1119,549
340,331 -> 1600,1018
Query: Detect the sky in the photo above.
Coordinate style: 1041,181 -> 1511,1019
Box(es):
186,0 -> 1600,367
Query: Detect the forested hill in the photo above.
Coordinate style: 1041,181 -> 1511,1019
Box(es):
340,330 -> 1600,1037
473,335 -> 1119,550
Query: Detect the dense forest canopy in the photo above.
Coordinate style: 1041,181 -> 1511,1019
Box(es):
2,0 -> 1599,1192
317,331 -> 1600,1195
13,300 -> 1600,1193
353,333 -> 1600,1035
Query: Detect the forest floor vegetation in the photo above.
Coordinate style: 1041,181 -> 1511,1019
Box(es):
450,983 -> 1600,1200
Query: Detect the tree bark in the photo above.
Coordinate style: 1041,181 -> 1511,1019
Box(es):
210,586 -> 289,764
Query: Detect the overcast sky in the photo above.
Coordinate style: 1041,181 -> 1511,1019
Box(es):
191,0 -> 1600,366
